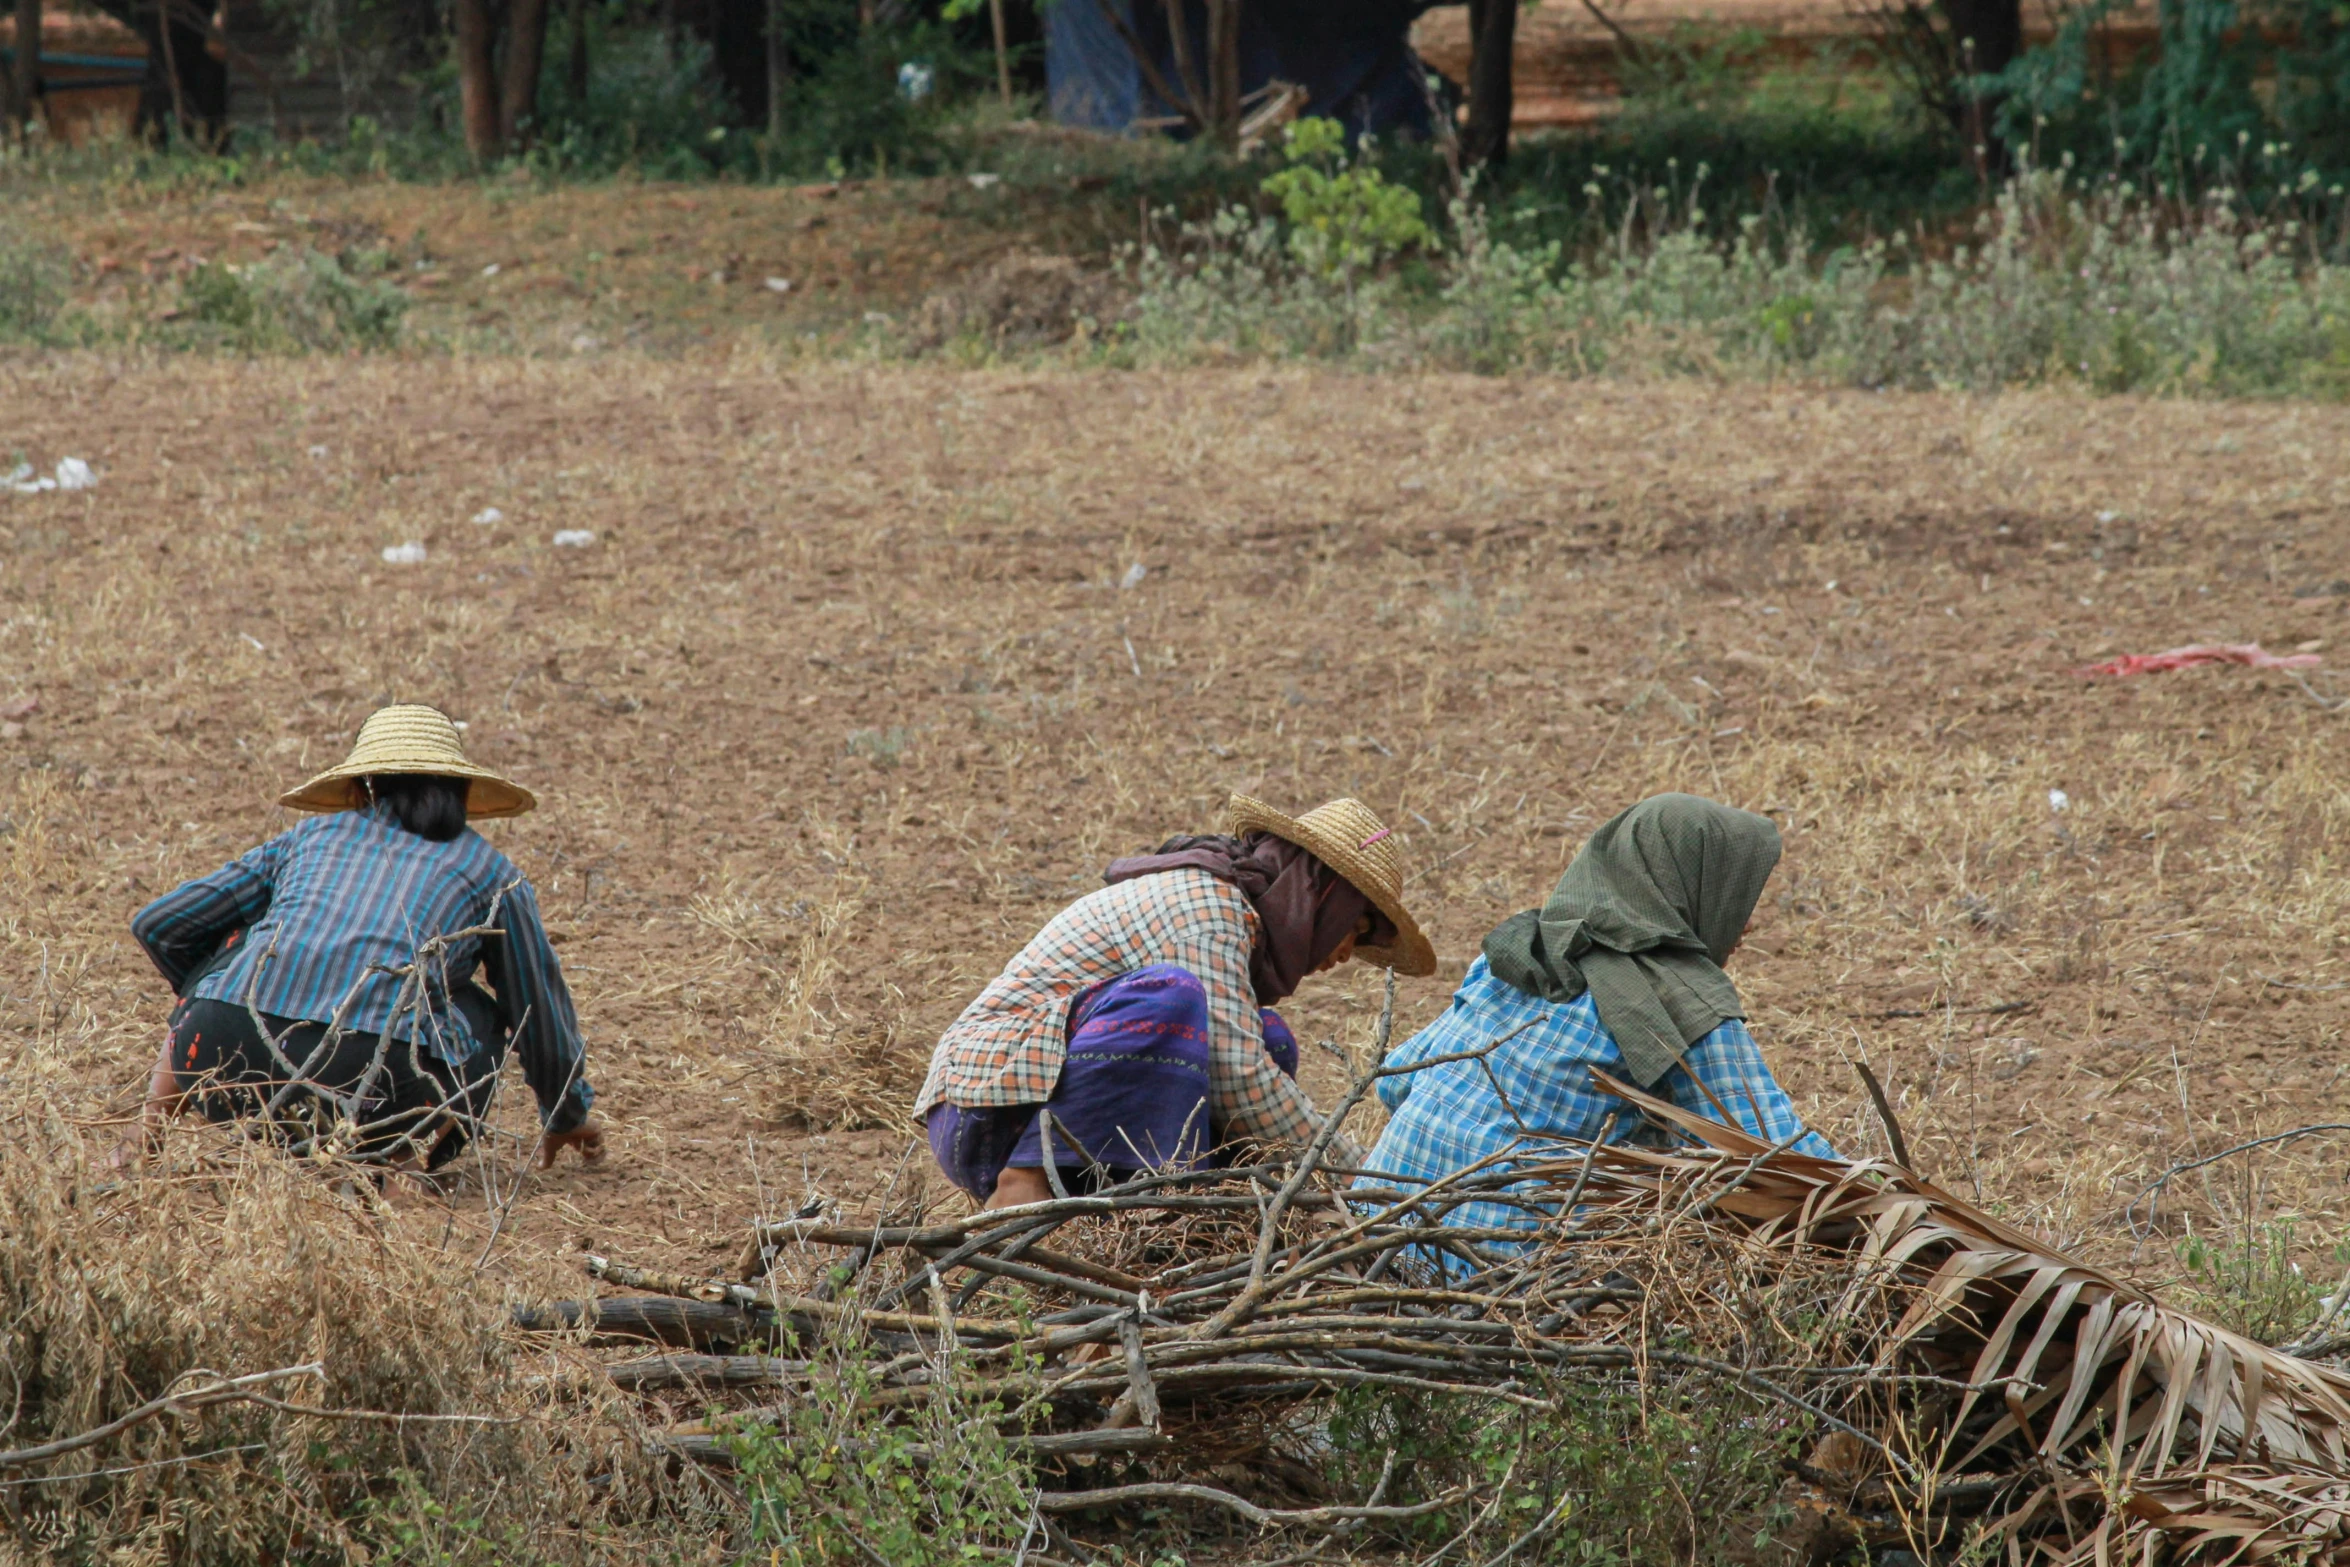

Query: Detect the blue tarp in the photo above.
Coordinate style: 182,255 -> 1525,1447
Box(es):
1048,0 -> 1434,141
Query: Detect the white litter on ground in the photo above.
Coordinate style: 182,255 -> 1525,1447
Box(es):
968,172 -> 1001,189
482,263 -> 502,278
308,445 -> 330,459
764,276 -> 793,294
8,458 -> 95,494
552,529 -> 595,548
381,542 -> 428,565
1120,562 -> 1148,589
2049,789 -> 2071,812
471,507 -> 504,525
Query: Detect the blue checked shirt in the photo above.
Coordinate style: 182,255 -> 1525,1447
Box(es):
1358,956 -> 1835,1240
131,804 -> 594,1131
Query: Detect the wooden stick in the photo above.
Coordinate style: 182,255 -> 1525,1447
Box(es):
0,1363 -> 323,1470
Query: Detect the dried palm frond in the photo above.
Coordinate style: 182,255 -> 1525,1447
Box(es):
567,1068 -> 2350,1560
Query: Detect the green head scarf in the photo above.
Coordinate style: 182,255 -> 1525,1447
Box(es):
1482,793 -> 1780,1088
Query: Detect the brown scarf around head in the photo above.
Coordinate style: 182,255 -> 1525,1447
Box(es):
1104,833 -> 1394,1005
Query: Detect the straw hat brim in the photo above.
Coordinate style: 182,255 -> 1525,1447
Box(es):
1227,794 -> 1437,977
278,762 -> 536,819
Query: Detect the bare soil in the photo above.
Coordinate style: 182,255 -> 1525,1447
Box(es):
12,168 -> 1160,352
6,356 -> 2350,1306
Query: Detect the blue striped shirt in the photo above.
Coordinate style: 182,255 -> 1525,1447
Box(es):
131,805 -> 593,1130
1359,956 -> 1834,1240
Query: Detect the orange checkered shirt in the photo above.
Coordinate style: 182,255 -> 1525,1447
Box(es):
915,868 -> 1343,1156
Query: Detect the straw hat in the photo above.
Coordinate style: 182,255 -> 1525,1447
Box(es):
1226,794 -> 1436,977
279,704 -> 536,819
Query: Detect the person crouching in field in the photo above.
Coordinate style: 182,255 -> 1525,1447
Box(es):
118,705 -> 604,1178
916,796 -> 1436,1209
1362,793 -> 1836,1241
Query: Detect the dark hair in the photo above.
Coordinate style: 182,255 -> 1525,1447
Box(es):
367,773 -> 471,842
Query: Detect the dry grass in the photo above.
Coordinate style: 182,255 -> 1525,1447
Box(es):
0,171 -> 1117,353
0,1081 -> 690,1564
6,352 -> 2350,1553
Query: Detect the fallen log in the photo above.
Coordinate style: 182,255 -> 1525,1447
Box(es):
607,1354 -> 810,1392
511,1297 -> 768,1350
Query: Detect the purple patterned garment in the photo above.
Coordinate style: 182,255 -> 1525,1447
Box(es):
926,964 -> 1297,1200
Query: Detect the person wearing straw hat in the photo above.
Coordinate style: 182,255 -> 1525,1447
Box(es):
915,795 -> 1435,1210
1359,793 -> 1836,1248
118,704 -> 603,1176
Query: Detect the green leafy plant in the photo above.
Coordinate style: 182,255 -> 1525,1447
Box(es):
353,1470 -> 539,1567
2174,1222 -> 2338,1345
722,1316 -> 1034,1567
1259,117 -> 1432,281
1325,1380 -> 1807,1561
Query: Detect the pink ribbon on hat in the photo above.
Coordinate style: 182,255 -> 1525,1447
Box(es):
1357,826 -> 1394,849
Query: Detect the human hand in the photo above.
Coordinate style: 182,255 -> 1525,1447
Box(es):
537,1117 -> 606,1169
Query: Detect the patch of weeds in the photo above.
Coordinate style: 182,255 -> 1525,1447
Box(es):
0,228 -> 72,344
353,1470 -> 537,1566
1128,159 -> 2350,396
845,725 -> 914,767
1427,572 -> 1522,640
2174,1221 -> 2337,1345
172,247 -> 408,352
1325,1380 -> 1808,1562
723,1314 -> 1034,1566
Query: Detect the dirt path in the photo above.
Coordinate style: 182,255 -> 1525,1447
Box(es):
5,358 -> 2348,1304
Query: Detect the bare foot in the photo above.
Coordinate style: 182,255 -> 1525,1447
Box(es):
986,1165 -> 1055,1209
536,1117 -> 606,1169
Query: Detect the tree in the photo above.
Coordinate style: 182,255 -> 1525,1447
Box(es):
1460,0 -> 1514,167
452,0 -> 553,157
1089,0 -> 1247,145
80,0 -> 228,142
1863,0 -> 2022,174
5,0 -> 38,137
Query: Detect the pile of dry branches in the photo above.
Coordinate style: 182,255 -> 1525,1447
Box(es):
554,1066 -> 2350,1564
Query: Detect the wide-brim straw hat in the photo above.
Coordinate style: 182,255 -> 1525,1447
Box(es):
1227,794 -> 1436,977
278,704 -> 536,819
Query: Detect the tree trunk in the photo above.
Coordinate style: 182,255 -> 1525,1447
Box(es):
153,0 -> 188,139
118,0 -> 225,145
454,0 -> 501,156
988,0 -> 1010,105
499,0 -> 550,147
1461,0 -> 1515,168
566,0 -> 588,104
766,0 -> 787,136
7,0 -> 37,134
1206,0 -> 1239,145
1938,0 -> 2021,174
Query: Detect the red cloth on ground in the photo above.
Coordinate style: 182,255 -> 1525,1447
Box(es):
2079,643 -> 2323,677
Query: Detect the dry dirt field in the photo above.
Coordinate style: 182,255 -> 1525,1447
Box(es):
12,170 -> 1146,351
6,357 -> 2350,1309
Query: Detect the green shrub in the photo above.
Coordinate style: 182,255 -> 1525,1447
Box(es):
762,17 -> 982,179
1260,117 -> 1432,280
1993,0 -> 2350,203
1325,1380 -> 1808,1563
1125,164 -> 2350,396
174,246 -> 408,352
526,22 -> 743,180
721,1317 -> 1033,1566
2174,1222 -> 2340,1345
